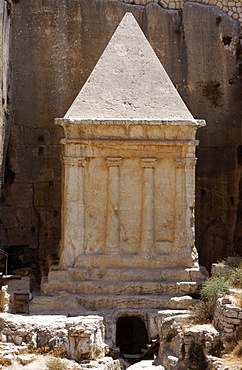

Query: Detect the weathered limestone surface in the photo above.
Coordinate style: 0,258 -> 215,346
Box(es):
0,341 -> 125,370
158,311 -> 221,369
0,313 -> 107,361
0,0 -> 241,274
52,16 -> 203,261
157,290 -> 242,370
56,12 -> 204,272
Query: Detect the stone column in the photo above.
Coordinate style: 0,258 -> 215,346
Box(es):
175,157 -> 197,250
106,157 -> 122,254
174,158 -> 186,249
141,158 -> 156,254
59,156 -> 86,268
185,157 -> 197,248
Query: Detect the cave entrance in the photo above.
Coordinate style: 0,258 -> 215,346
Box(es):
116,316 -> 148,355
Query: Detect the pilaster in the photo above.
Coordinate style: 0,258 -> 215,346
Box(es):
60,156 -> 86,268
106,157 -> 122,254
141,158 -> 156,254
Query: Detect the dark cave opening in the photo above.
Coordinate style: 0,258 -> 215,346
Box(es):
116,316 -> 148,355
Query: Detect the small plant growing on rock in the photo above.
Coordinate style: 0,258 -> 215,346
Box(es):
3,107 -> 10,119
222,256 -> 242,269
219,257 -> 242,288
190,257 -> 242,324
201,274 -> 230,301
4,0 -> 13,17
228,267 -> 242,288
189,298 -> 216,324
190,274 -> 230,324
114,363 -> 121,370
46,357 -> 67,370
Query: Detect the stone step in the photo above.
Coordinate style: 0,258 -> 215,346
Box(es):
46,266 -> 207,285
29,294 -> 86,315
74,253 -> 197,269
66,266 -> 207,282
77,294 -> 196,310
41,279 -> 200,296
29,294 -> 194,315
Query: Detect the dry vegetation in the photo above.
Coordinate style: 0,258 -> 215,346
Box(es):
190,257 -> 242,324
189,257 -> 242,367
46,357 -> 68,370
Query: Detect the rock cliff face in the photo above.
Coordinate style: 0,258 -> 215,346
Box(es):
0,0 -> 241,273
0,1 -> 11,188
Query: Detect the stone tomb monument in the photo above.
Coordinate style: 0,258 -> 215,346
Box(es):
41,13 -> 207,345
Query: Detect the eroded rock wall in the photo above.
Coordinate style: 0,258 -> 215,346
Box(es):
0,1 -> 11,187
0,0 -> 241,273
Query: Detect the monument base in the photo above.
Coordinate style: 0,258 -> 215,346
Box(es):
31,264 -> 207,344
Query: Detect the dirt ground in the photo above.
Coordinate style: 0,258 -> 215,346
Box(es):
0,351 -> 80,370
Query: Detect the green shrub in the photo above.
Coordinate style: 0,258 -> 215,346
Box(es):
190,258 -> 242,324
190,274 -> 230,324
201,274 -> 230,302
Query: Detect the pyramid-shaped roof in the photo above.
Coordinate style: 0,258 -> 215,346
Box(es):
64,12 -> 196,124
